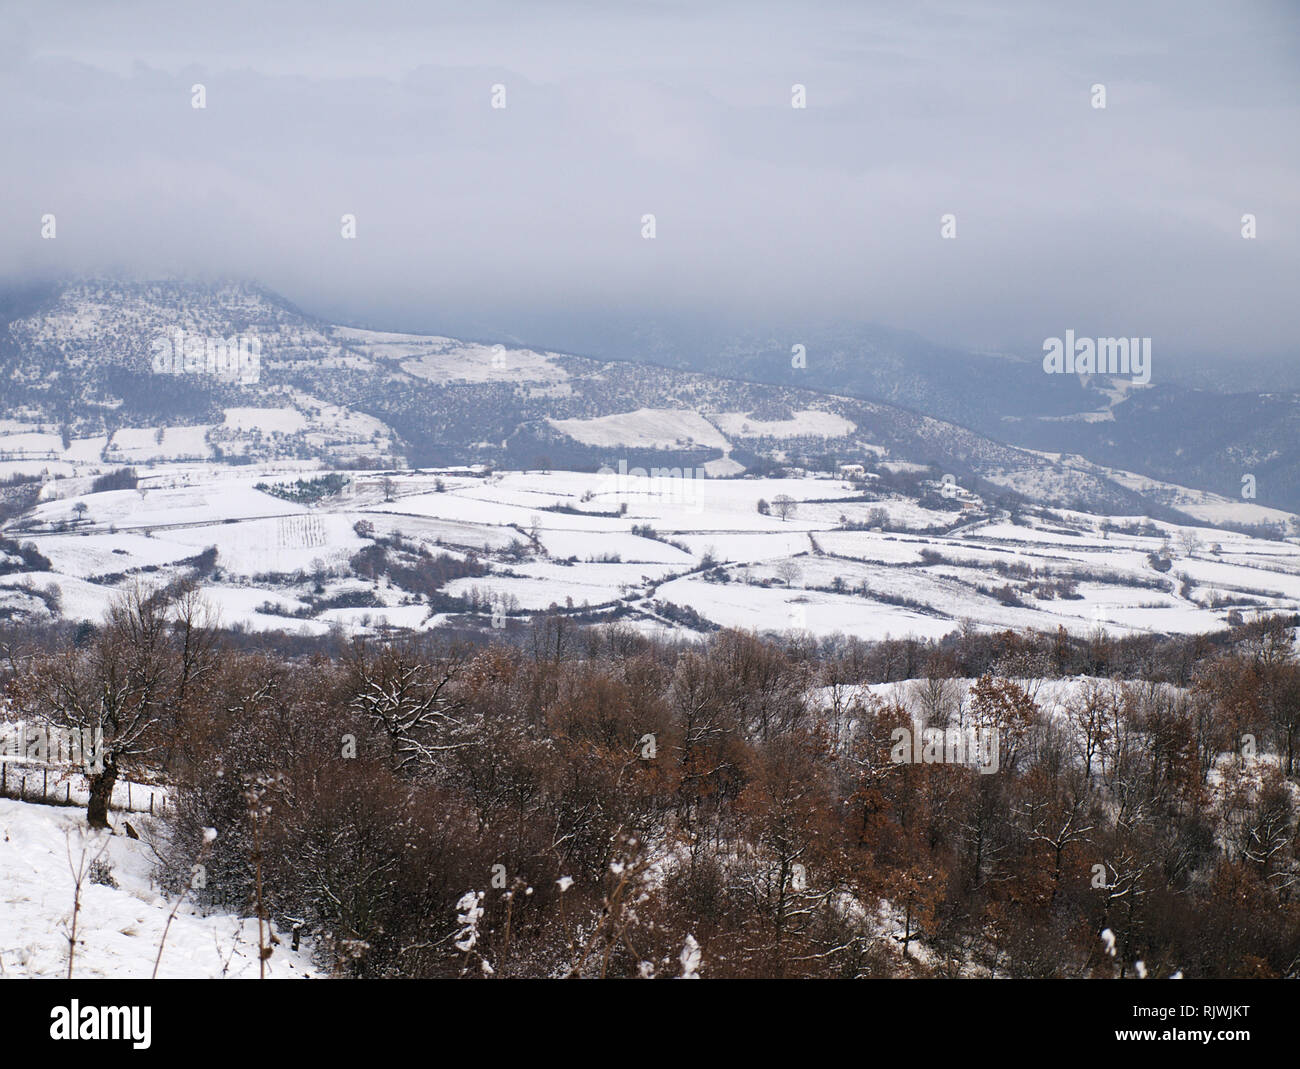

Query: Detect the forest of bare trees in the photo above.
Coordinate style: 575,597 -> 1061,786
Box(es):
3,585 -> 1299,978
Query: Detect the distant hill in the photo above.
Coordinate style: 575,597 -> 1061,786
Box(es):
506,314 -> 1300,515
0,279 -> 1289,528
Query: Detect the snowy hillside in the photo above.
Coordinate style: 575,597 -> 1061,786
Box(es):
0,279 -> 1234,518
1,280 -> 1297,642
0,799 -> 316,978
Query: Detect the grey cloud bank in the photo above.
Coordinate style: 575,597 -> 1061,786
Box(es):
2,0 -> 1297,361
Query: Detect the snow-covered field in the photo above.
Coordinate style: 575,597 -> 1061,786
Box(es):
549,408 -> 730,450
0,798 -> 316,978
0,388 -> 398,475
2,460 -> 1298,640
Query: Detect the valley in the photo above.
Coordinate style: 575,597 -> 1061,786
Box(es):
4,457 -> 1297,642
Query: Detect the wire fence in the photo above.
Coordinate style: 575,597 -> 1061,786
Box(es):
0,761 -> 171,815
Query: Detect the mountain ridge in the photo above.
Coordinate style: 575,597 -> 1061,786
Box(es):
0,278 -> 1292,534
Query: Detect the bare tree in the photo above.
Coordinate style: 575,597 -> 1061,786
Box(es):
18,584 -> 184,826
345,637 -> 471,775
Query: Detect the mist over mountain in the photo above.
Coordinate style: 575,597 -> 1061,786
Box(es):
5,1 -> 1298,359
3,276 -> 1298,521
329,302 -> 1300,515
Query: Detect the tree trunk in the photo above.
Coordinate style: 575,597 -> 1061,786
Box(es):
902,896 -> 913,960
87,763 -> 118,828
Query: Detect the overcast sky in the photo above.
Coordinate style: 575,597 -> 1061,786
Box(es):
2,0 -> 1297,359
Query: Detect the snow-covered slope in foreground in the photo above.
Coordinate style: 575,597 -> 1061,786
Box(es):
0,799 -> 316,978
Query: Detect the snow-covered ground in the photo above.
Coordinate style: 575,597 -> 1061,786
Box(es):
549,408 -> 730,450
2,461 -> 1298,640
0,798 -> 316,979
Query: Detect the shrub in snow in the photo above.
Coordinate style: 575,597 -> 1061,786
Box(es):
88,857 -> 117,889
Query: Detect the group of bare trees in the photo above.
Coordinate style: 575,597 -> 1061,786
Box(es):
6,583 -> 217,826
3,593 -> 1298,978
